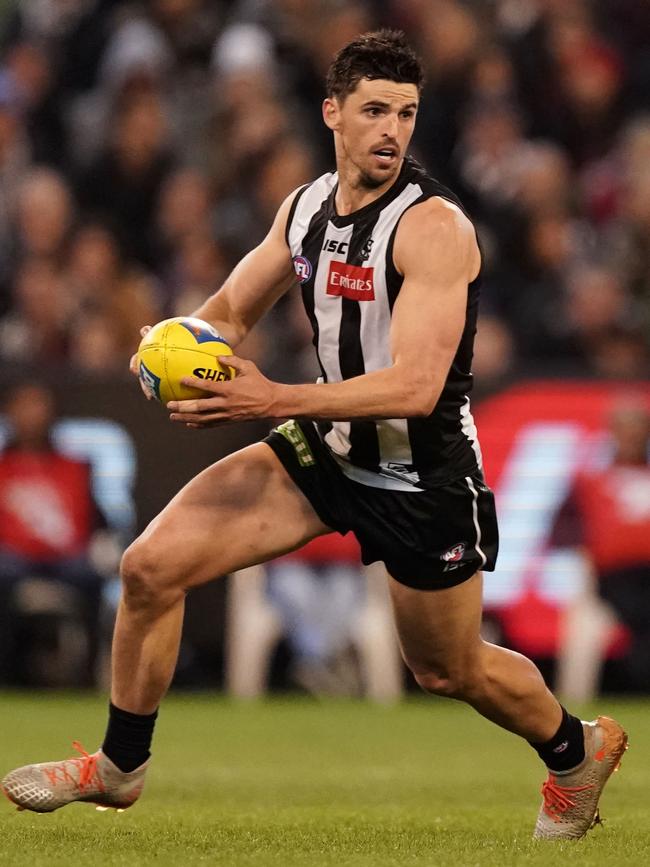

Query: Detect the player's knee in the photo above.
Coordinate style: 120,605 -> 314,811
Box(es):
409,656 -> 482,700
120,541 -> 180,611
412,669 -> 469,698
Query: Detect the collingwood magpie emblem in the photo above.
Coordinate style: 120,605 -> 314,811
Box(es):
360,237 -> 374,260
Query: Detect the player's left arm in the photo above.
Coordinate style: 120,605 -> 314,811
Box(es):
168,198 -> 479,424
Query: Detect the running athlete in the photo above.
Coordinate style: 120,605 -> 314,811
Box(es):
3,30 -> 626,840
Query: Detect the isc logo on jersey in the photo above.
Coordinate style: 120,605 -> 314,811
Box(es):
326,261 -> 375,301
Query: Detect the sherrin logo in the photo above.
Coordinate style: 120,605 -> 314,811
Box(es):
326,261 -> 375,301
139,360 -> 161,401
193,367 -> 229,382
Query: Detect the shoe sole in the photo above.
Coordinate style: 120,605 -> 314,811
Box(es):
2,784 -> 45,813
2,783 -> 138,814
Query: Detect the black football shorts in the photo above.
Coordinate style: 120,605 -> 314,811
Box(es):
264,420 -> 499,591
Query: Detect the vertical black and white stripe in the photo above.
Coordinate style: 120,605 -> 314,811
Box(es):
287,157 -> 483,492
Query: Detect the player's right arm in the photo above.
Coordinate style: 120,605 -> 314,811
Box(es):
188,191 -> 300,347
129,189 -> 300,378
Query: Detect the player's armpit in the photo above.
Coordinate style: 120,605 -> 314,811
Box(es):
389,197 -> 479,415
188,187 -> 303,347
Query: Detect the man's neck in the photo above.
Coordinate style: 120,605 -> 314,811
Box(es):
334,158 -> 404,216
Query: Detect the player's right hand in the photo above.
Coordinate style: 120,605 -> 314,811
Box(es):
131,325 -> 152,399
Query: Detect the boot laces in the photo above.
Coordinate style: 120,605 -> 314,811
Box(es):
43,742 -> 105,793
541,774 -> 594,821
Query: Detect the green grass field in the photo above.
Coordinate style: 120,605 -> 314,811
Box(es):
0,694 -> 647,866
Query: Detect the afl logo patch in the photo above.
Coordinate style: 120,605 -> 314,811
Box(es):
293,255 -> 312,283
441,542 -> 466,563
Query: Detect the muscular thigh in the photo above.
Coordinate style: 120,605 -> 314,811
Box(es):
135,442 -> 331,588
388,571 -> 483,675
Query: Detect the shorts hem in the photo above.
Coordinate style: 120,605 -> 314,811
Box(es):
370,556 -> 486,591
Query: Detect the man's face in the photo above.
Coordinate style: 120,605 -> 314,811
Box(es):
6,385 -> 54,445
323,78 -> 419,188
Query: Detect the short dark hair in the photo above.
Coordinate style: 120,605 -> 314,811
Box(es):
326,30 -> 424,102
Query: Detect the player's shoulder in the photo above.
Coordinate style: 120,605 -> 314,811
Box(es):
400,157 -> 475,237
397,194 -> 476,247
282,171 -> 338,246
290,170 -> 337,213
272,175 -> 330,239
394,166 -> 479,277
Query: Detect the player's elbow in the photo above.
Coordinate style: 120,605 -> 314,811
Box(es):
391,361 -> 440,417
401,378 -> 439,417
413,394 -> 439,417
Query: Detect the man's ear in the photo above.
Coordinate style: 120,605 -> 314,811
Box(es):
322,97 -> 341,131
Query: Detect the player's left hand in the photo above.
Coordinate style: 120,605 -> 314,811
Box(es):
166,356 -> 279,427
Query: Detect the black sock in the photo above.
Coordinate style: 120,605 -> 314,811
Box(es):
529,706 -> 585,773
102,702 -> 158,773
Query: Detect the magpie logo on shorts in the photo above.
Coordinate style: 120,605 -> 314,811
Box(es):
441,542 -> 466,563
293,255 -> 313,284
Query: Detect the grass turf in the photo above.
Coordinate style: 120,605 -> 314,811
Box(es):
0,694 -> 647,866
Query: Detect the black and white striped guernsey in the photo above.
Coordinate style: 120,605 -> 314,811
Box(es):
286,156 -> 483,492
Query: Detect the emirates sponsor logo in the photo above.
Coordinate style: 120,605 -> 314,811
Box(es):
326,261 -> 375,301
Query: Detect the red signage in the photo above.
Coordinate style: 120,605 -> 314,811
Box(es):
474,380 -> 650,656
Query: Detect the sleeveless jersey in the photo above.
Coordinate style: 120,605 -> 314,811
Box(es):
286,156 -> 483,492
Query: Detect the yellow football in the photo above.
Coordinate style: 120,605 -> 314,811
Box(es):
137,317 -> 234,404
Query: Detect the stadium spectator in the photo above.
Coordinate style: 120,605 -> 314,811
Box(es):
3,41 -> 68,169
554,397 -> 650,691
67,309 -> 126,376
0,382 -> 106,686
165,229 -> 229,319
0,257 -> 69,364
409,0 -> 482,177
565,264 -> 638,369
76,85 -> 176,268
471,313 -> 516,399
64,222 -> 163,360
14,166 -> 74,264
0,71 -> 30,305
590,325 -> 649,380
155,167 -> 213,260
153,166 -> 223,312
0,0 -> 648,382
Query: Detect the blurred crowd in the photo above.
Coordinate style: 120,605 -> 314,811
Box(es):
0,0 -> 649,389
